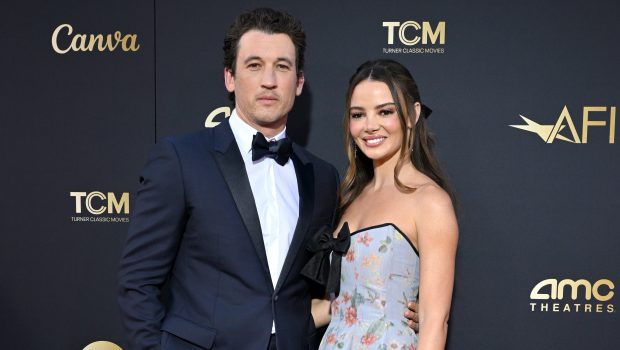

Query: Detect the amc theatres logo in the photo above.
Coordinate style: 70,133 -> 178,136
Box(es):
511,106 -> 616,143
69,191 -> 130,223
529,278 -> 615,313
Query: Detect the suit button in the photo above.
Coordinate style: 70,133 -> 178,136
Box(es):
274,295 -> 279,301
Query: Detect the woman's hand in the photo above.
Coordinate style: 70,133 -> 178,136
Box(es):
311,298 -> 332,328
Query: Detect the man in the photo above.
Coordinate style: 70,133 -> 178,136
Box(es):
118,8 -> 417,350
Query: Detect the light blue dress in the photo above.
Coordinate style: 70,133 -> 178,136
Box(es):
319,223 -> 420,350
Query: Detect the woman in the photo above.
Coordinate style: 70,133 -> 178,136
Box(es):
309,59 -> 458,350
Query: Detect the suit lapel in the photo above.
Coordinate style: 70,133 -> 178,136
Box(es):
211,121 -> 272,287
275,144 -> 314,292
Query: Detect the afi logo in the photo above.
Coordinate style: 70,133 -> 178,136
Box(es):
382,21 -> 445,46
511,106 -> 616,143
530,278 -> 614,301
70,192 -> 129,215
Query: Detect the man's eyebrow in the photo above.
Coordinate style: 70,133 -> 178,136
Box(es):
242,56 -> 294,65
243,56 -> 263,64
276,57 -> 294,65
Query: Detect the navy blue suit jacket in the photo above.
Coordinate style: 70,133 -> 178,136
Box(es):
118,120 -> 339,350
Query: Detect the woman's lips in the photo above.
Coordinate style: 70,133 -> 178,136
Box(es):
362,136 -> 386,147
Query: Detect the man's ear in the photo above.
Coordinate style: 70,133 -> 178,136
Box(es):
295,71 -> 305,96
224,68 -> 235,93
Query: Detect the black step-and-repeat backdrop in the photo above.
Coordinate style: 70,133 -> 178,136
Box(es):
2,0 -> 618,349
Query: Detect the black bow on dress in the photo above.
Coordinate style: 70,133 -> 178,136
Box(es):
300,222 -> 351,297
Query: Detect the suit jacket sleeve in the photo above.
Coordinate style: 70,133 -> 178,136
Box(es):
117,138 -> 187,350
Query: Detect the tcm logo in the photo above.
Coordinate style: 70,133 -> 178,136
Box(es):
382,21 -> 445,46
204,106 -> 231,128
511,106 -> 616,143
529,278 -> 615,313
52,24 -> 140,54
70,191 -> 129,215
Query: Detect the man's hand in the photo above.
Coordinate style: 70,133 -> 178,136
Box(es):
404,301 -> 419,333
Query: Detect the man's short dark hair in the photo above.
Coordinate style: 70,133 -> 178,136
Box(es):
223,8 -> 306,75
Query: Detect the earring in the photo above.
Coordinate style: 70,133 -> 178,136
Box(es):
354,143 -> 358,158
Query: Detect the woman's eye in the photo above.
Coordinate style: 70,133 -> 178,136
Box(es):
379,109 -> 395,116
350,113 -> 364,119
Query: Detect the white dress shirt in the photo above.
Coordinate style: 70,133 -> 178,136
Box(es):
229,110 -> 300,290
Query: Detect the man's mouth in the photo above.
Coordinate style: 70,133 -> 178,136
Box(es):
257,95 -> 279,105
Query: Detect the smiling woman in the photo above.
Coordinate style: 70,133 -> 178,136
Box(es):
310,59 -> 458,350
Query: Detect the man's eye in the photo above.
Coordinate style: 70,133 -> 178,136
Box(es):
248,63 -> 261,70
276,64 -> 291,71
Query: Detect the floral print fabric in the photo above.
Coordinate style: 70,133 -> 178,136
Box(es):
319,224 -> 420,350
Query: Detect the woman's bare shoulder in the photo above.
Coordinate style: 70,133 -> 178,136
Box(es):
412,182 -> 452,209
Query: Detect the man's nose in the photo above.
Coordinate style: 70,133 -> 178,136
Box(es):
261,67 -> 277,89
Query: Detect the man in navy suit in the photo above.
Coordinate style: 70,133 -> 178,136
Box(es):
118,8 -> 338,350
118,8 -> 418,350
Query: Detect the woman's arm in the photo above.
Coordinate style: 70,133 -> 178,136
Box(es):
415,186 -> 458,350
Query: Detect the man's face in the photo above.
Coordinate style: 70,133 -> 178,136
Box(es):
225,30 -> 305,137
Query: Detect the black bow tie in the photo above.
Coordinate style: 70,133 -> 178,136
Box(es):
251,132 -> 292,166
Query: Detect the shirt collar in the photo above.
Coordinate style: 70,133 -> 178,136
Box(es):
229,109 -> 288,154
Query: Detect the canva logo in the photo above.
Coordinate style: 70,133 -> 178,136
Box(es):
510,106 -> 616,143
52,24 -> 140,54
204,106 -> 231,128
529,278 -> 615,313
382,21 -> 445,46
69,191 -> 130,223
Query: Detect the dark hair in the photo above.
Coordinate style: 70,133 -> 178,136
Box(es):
223,8 -> 306,101
339,59 -> 456,216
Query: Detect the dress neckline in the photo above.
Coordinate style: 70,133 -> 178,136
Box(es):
345,222 -> 419,256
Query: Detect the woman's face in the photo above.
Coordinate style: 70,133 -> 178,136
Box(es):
348,80 -> 407,166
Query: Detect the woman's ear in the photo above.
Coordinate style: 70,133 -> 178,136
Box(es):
414,102 -> 421,125
410,102 -> 421,127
